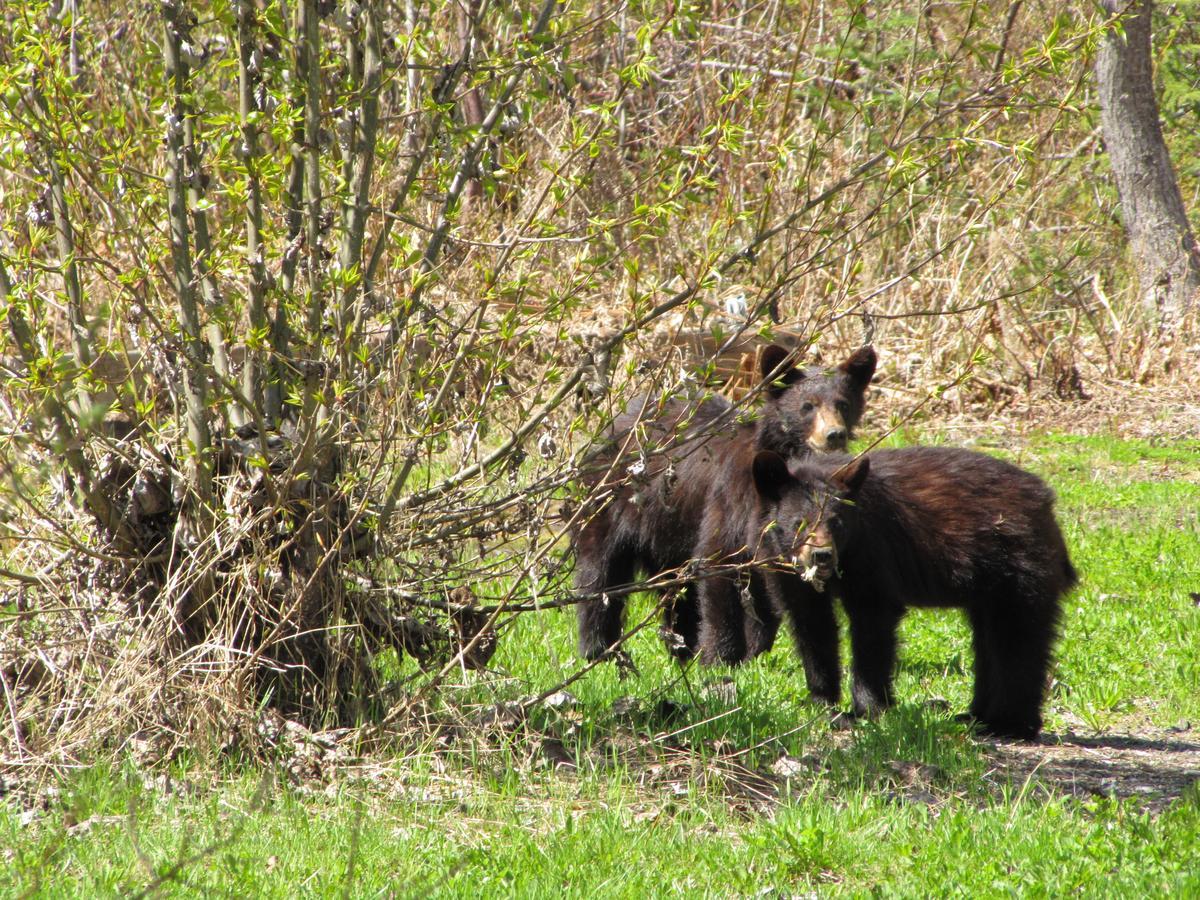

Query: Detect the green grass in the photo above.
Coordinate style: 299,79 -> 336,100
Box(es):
5,431 -> 1200,897
5,764 -> 1200,897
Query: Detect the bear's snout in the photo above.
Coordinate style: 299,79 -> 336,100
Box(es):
808,408 -> 849,451
822,426 -> 847,449
809,546 -> 835,567
791,535 -> 838,580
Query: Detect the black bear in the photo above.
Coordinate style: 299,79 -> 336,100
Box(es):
692,441 -> 840,673
574,344 -> 877,663
733,447 -> 1076,739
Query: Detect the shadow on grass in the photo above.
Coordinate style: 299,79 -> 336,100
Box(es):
822,704 -> 985,793
984,728 -> 1200,813
1043,732 -> 1200,753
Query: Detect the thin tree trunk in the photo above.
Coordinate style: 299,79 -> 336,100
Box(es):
183,99 -> 234,431
456,0 -> 485,206
38,8 -> 93,410
162,0 -> 214,507
238,0 -> 270,424
404,0 -> 422,159
43,136 -> 95,411
300,0 -> 323,344
337,0 -> 383,364
1096,0 -> 1200,329
268,15 -> 310,425
361,20 -> 472,304
162,1 -> 212,472
294,0 -> 334,477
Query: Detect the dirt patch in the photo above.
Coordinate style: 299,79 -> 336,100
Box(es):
5,714 -> 1198,826
577,705 -> 1200,816
982,728 -> 1200,814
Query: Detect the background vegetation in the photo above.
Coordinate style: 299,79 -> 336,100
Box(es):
1,0 -> 1198,892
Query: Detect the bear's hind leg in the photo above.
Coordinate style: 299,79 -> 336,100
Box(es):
970,592 -> 1059,739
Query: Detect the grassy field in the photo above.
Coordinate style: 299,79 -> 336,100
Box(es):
4,431 -> 1200,897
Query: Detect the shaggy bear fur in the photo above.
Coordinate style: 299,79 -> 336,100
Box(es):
736,447 -> 1077,739
574,345 -> 877,662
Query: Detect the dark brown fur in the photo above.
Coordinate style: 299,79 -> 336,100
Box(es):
574,346 -> 876,662
738,447 -> 1077,739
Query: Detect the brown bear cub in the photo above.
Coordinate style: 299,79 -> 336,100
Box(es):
735,447 -> 1077,739
574,345 -> 877,663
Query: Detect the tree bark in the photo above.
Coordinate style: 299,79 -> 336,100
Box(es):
1095,0 -> 1200,329
456,0 -> 485,206
294,0 -> 331,476
162,0 -> 213,496
337,0 -> 382,358
237,0 -> 270,422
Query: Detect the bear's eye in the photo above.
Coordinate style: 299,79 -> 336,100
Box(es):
800,401 -> 814,413
835,401 -> 849,414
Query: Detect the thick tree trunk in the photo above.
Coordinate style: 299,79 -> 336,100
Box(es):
1095,0 -> 1200,329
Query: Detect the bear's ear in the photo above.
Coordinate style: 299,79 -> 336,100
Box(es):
752,450 -> 793,501
838,346 -> 877,389
759,344 -> 804,397
831,455 -> 870,494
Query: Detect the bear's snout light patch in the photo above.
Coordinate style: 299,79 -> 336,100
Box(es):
794,557 -> 827,592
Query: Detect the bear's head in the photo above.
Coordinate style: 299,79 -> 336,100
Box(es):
757,344 -> 876,455
751,450 -> 870,591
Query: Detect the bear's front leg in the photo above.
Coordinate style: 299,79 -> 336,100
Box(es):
661,583 -> 701,662
697,561 -> 749,665
767,572 -> 841,707
740,569 -> 782,661
574,514 -> 635,660
844,597 -> 902,717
